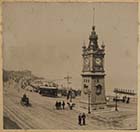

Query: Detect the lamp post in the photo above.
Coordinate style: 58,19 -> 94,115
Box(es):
115,92 -> 118,111
114,88 -> 118,111
88,89 -> 91,114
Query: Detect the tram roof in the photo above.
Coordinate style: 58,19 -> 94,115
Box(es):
39,85 -> 58,89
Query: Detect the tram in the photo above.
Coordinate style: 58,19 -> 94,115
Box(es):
39,85 -> 58,97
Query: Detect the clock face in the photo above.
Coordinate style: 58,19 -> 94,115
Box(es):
95,58 -> 102,66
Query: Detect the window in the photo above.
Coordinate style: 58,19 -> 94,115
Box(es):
96,84 -> 102,95
83,84 -> 88,94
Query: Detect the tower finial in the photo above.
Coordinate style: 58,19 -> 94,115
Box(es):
82,40 -> 86,49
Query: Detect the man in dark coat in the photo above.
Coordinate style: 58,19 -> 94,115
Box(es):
78,113 -> 82,125
62,101 -> 65,109
82,113 -> 86,125
126,97 -> 130,104
55,101 -> 58,109
59,101 -> 61,109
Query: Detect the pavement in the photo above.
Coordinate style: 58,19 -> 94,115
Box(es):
3,81 -> 137,130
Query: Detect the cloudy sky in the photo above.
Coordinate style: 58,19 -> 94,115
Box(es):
2,2 -> 138,95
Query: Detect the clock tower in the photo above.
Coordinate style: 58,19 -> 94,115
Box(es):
80,25 -> 106,110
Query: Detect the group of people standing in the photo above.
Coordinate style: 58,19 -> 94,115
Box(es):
78,113 -> 86,125
55,100 -> 86,126
55,101 -> 65,110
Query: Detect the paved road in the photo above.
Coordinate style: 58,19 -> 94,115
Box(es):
4,89 -> 108,129
3,84 -> 137,130
4,116 -> 21,129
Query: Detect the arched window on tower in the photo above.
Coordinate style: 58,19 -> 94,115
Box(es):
96,84 -> 102,95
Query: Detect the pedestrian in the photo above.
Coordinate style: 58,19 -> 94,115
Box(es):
82,113 -> 86,125
62,101 -> 65,109
69,101 -> 73,110
126,97 -> 130,104
78,113 -> 82,125
26,96 -> 29,106
55,101 -> 58,110
59,101 -> 61,109
122,96 -> 126,103
22,93 -> 27,102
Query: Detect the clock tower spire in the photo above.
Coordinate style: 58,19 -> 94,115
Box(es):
88,25 -> 99,50
80,9 -> 106,111
88,8 -> 98,50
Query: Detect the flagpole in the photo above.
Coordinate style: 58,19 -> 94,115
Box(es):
93,8 -> 95,26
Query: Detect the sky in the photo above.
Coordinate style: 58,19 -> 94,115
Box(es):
2,2 -> 138,95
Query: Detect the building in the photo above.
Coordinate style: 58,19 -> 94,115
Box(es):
80,25 -> 106,111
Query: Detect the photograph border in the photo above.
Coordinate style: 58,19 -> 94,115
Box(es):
0,0 -> 139,132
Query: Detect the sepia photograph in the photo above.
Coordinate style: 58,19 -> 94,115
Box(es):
2,2 -> 138,130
